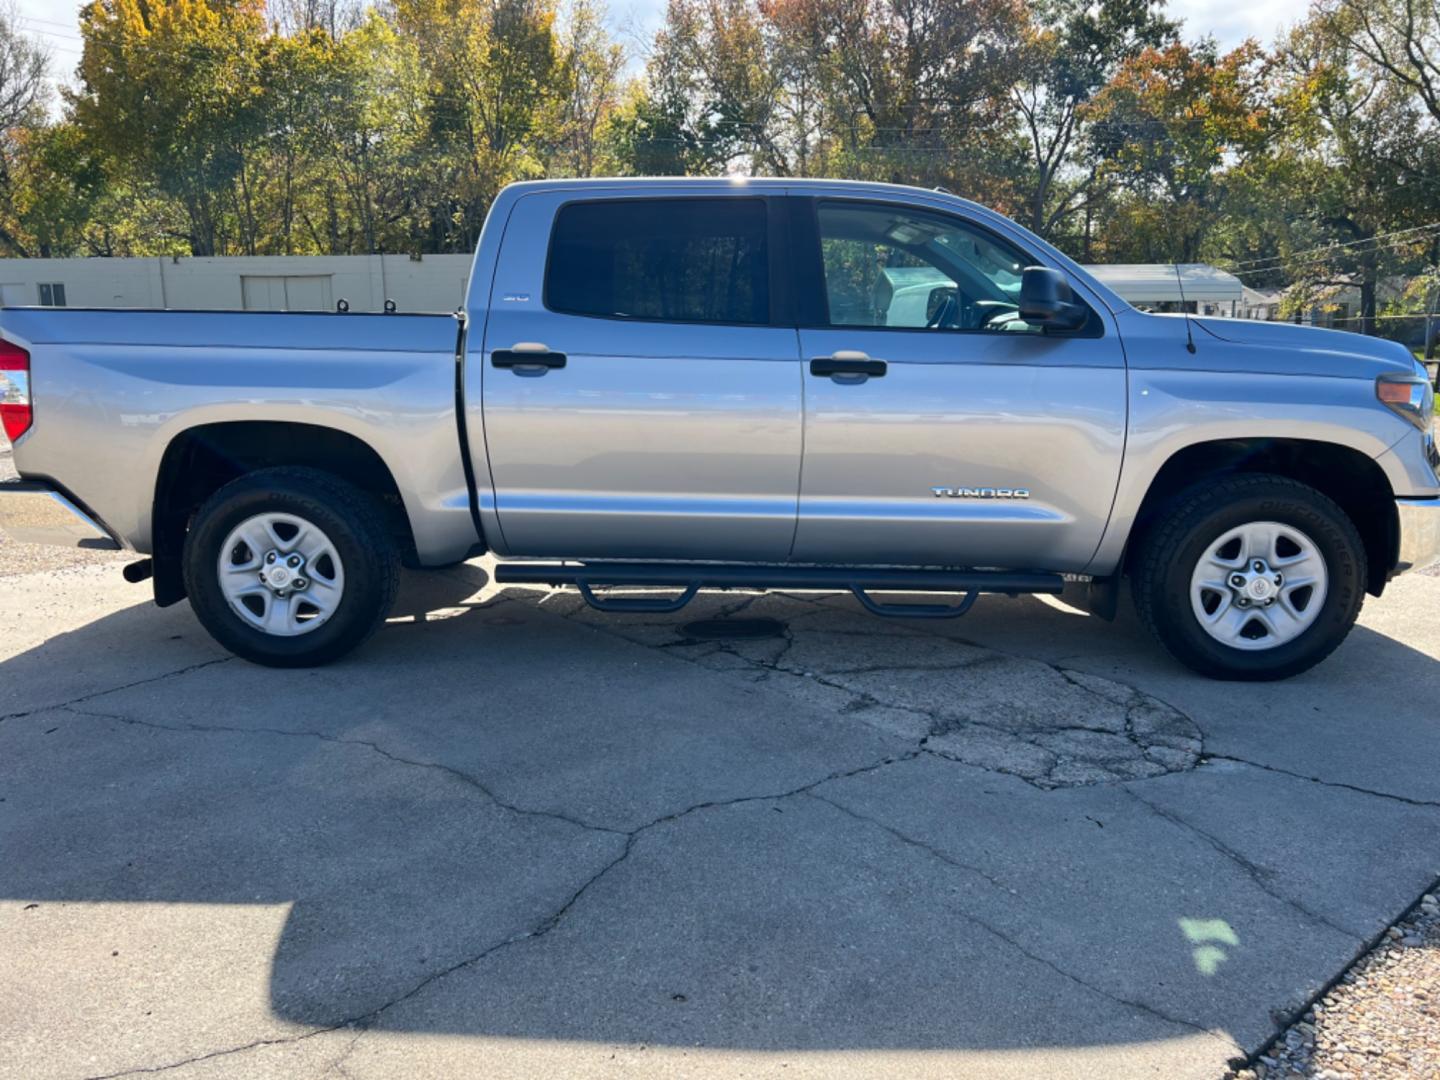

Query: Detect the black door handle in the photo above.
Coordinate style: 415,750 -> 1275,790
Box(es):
492,348 -> 567,370
810,354 -> 886,378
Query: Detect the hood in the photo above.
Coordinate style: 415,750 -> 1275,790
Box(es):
1193,317 -> 1418,378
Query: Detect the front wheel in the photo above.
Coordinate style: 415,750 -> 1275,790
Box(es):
183,468 -> 400,667
1131,475 -> 1366,680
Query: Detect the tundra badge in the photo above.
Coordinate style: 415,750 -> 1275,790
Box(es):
932,486 -> 1031,499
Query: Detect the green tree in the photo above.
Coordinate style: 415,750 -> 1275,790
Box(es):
605,79 -> 708,175
1011,0 -> 1176,245
1229,15 -> 1440,332
1320,0 -> 1440,127
1085,39 -> 1273,262
73,0 -> 272,255
285,13 -> 430,254
552,0 -> 625,176
0,3 -> 52,256
394,0 -> 565,250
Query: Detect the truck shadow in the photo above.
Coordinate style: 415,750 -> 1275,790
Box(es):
4,566 -> 1440,1065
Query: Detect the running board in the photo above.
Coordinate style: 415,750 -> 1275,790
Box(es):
493,562 -> 1066,619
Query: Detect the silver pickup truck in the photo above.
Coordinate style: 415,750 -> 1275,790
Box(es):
3,178 -> 1438,679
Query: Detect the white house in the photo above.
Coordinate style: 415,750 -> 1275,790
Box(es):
1082,263 -> 1244,316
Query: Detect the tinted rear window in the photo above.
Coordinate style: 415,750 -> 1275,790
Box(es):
545,198 -> 769,325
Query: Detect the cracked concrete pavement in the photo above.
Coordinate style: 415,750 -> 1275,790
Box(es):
2,551 -> 1440,1079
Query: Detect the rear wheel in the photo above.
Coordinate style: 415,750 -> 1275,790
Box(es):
183,468 -> 399,667
1132,475 -> 1366,680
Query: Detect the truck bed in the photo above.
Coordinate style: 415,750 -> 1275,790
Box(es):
0,307 -> 476,563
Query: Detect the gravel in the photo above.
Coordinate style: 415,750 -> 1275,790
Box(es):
1223,890 -> 1440,1079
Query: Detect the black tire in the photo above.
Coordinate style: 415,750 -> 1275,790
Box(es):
183,467 -> 400,667
1131,474 -> 1366,681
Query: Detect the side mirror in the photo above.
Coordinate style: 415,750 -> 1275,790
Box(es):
926,284 -> 956,325
1019,266 -> 1088,331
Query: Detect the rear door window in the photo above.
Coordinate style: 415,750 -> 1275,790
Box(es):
545,198 -> 770,325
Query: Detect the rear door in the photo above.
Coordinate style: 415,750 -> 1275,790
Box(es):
478,190 -> 803,561
790,196 -> 1127,571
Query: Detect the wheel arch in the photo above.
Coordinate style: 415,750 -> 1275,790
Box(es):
1123,438 -> 1397,597
152,421 -> 415,606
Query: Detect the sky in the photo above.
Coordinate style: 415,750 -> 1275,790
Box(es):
607,0 -> 1302,56
15,0 -> 1302,85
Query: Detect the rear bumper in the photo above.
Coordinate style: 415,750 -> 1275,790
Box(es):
0,481 -> 120,549
1395,497 -> 1440,575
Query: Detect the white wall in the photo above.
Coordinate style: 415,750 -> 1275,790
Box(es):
0,254 -> 474,313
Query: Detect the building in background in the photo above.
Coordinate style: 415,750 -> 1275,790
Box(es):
1082,263 -> 1244,316
0,254 -> 473,314
1240,285 -> 1285,320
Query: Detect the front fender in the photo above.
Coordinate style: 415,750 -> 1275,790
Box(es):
1086,368 -> 1412,575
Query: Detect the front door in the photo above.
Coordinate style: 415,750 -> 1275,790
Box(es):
479,191 -> 803,561
790,197 -> 1127,572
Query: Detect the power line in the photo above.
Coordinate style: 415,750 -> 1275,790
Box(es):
1227,232 -> 1440,279
1229,221 -> 1440,271
17,13 -> 84,33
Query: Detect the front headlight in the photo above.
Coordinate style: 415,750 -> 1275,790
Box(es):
1377,370 -> 1435,430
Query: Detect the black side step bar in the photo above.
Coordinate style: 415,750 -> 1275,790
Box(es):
493,562 -> 1066,619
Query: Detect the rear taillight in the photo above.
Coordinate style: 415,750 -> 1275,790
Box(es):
0,339 -> 31,441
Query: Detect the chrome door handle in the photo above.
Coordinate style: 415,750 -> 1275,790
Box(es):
492,343 -> 567,374
810,352 -> 886,380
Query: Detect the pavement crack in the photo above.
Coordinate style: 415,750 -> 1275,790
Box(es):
347,748 -> 923,1016
62,706 -> 627,838
1202,754 -> 1440,809
802,791 -> 1231,1049
329,1027 -> 365,1079
79,747 -> 925,1080
919,741 -> 1056,791
630,749 -> 921,837
80,1027 -> 341,1079
714,592 -> 764,618
526,592 -> 1209,792
0,657 -> 233,724
811,660 -> 984,676
1121,786 -> 1361,941
808,791 -> 1019,895
76,831 -> 641,1080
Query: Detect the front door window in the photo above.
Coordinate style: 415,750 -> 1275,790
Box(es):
817,201 -> 1039,334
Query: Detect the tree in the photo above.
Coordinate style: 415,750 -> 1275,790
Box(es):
1233,15 -> 1440,332
0,2 -> 51,256
1085,39 -> 1272,262
621,0 -> 1026,191
1320,0 -> 1440,126
267,0 -> 363,36
0,1 -> 47,133
1011,0 -> 1175,244
605,79 -> 708,175
628,0 -> 790,174
73,0 -> 273,255
774,0 -> 1025,191
5,124 -> 105,257
552,0 -> 625,176
282,13 -> 429,254
393,0 -> 566,250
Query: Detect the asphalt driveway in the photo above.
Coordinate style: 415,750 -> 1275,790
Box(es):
2,542 -> 1439,1079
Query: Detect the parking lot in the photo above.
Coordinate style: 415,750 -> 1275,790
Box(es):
4,433 -> 1440,1079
